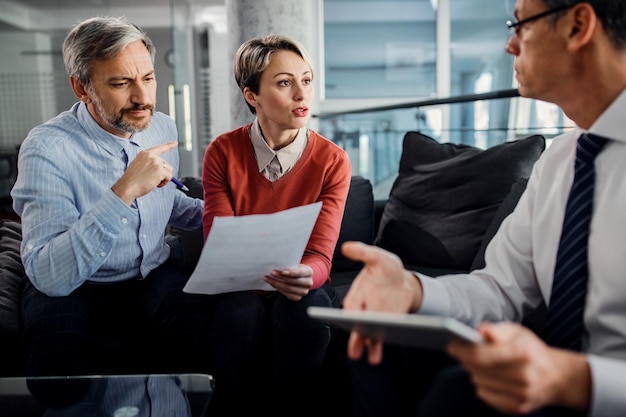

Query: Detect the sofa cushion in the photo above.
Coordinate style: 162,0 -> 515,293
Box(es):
0,220 -> 23,333
170,177 -> 205,273
0,219 -> 26,375
375,132 -> 545,271
332,175 -> 375,273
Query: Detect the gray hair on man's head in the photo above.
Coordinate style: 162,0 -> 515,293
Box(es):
62,16 -> 155,86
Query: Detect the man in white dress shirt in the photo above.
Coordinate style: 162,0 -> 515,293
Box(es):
341,1 -> 626,416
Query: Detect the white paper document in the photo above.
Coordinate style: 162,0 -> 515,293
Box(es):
183,202 -> 323,295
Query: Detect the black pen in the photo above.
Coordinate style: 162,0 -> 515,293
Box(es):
171,177 -> 190,192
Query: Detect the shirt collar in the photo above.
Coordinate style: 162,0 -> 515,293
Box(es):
249,118 -> 308,172
76,101 -> 142,159
76,101 -> 143,156
588,88 -> 626,143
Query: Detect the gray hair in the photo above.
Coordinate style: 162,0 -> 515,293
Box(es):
62,16 -> 156,86
234,34 -> 314,115
541,0 -> 626,49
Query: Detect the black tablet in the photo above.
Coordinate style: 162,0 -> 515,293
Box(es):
307,307 -> 483,350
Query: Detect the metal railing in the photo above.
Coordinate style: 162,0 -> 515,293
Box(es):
314,88 -> 573,199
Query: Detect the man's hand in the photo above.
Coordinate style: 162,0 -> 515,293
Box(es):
264,264 -> 313,301
341,241 -> 423,364
111,141 -> 178,205
447,322 -> 591,415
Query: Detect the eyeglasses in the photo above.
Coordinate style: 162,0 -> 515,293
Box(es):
506,3 -> 577,37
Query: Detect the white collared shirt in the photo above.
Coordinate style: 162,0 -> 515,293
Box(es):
419,89 -> 626,416
249,118 -> 308,181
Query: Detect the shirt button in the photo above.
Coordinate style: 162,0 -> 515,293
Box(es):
121,217 -> 128,224
142,234 -> 147,239
100,252 -> 106,257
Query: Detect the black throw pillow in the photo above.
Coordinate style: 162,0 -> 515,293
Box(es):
375,131 -> 545,271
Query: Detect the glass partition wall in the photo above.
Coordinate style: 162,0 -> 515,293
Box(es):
170,0 -> 201,178
0,0 -> 177,217
320,0 -> 574,199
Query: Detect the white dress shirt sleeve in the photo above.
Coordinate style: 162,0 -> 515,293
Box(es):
587,355 -> 626,417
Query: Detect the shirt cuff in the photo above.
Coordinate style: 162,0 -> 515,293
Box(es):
587,354 -> 626,417
90,188 -> 137,234
414,272 -> 452,316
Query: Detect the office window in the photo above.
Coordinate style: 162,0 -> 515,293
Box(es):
324,0 -> 436,99
323,0 -> 513,100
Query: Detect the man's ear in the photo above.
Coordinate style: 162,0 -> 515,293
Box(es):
243,86 -> 258,110
567,2 -> 596,51
69,76 -> 91,103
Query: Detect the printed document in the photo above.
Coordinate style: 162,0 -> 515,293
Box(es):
183,202 -> 322,295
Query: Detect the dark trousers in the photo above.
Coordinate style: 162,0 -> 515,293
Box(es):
350,346 -> 585,417
205,283 -> 340,417
21,261 -> 212,388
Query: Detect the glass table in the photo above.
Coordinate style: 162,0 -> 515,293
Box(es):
0,373 -> 213,417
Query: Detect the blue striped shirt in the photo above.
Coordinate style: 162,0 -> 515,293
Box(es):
11,102 -> 203,296
95,375 -> 198,416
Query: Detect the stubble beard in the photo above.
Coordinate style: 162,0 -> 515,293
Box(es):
90,88 -> 155,134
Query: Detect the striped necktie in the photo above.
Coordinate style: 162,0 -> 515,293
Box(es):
544,133 -> 608,351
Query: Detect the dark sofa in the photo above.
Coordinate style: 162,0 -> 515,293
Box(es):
0,219 -> 26,377
0,131 -> 546,407
330,131 -> 546,295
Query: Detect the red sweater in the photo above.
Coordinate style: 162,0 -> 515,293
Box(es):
202,125 -> 352,289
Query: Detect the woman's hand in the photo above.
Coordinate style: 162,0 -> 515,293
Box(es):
264,264 -> 313,301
